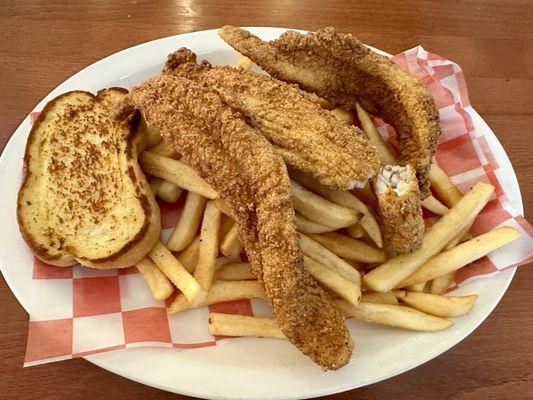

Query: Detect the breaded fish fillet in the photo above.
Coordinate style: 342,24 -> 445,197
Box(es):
125,75 -> 353,370
219,26 -> 441,197
163,48 -> 380,190
374,165 -> 424,253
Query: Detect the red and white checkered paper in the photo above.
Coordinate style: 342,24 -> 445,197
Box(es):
23,46 -> 533,367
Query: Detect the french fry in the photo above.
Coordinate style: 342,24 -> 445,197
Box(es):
429,272 -> 455,295
149,241 -> 207,306
236,55 -> 254,71
149,178 -> 163,197
422,195 -> 450,216
216,262 -> 254,281
177,236 -> 200,273
346,224 -> 365,239
299,234 -> 360,284
303,256 -> 360,306
308,232 -> 387,263
400,292 -> 478,318
295,213 -> 336,234
405,282 -> 427,292
220,223 -> 243,259
136,257 -> 174,301
194,201 -> 221,290
336,299 -> 453,331
291,170 -> 382,247
399,226 -> 521,287
364,182 -> 495,292
291,180 -> 361,229
208,313 -> 286,339
148,140 -> 180,158
330,108 -> 354,124
136,117 -> 162,152
156,180 -> 182,203
212,198 -> 232,217
166,192 -> 207,252
140,151 -> 218,199
445,221 -> 473,250
361,291 -> 398,305
352,182 -> 377,208
429,160 -> 463,207
344,258 -> 364,270
355,103 -> 397,166
219,214 -> 234,239
168,280 -> 265,314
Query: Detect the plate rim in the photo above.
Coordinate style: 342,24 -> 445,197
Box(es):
0,26 -> 523,400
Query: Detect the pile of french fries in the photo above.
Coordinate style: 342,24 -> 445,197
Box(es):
132,58 -> 521,340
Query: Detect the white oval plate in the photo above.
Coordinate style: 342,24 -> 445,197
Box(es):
0,27 -> 522,400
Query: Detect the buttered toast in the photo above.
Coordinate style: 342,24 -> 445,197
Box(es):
17,88 -> 160,269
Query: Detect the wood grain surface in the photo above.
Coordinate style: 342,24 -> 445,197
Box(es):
0,1 -> 531,399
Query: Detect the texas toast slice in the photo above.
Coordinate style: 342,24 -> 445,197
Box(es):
17,88 -> 160,268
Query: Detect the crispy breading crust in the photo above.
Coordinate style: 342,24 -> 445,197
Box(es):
163,48 -> 380,190
374,166 -> 424,253
219,26 -> 441,197
125,75 -> 353,370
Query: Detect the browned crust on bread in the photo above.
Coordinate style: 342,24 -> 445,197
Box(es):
17,89 -> 160,268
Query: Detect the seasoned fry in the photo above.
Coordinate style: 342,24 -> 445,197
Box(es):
149,140 -> 180,158
177,236 -> 200,272
361,291 -> 398,305
429,272 -> 455,295
308,232 -> 387,263
400,226 -> 521,287
291,170 -> 382,247
236,55 -> 254,71
428,160 -> 463,207
220,223 -> 243,259
422,195 -> 450,216
330,108 -> 354,124
215,262 -> 254,280
295,213 -> 336,234
299,234 -> 360,283
149,241 -> 207,305
167,192 -> 207,251
346,224 -> 365,238
291,180 -> 361,228
364,182 -> 495,292
303,256 -> 360,306
208,312 -> 286,339
136,257 -> 174,301
169,280 -> 265,314
140,151 -> 218,199
400,292 -> 478,317
355,103 -> 397,166
194,201 -> 221,290
336,299 -> 453,331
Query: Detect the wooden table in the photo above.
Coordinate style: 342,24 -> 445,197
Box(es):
1,1 -> 531,399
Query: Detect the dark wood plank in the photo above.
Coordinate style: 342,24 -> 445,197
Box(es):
0,1 -> 531,399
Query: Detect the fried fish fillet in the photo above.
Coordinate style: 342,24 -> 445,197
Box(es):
163,48 -> 380,190
374,165 -> 425,253
219,26 -> 441,197
124,75 -> 353,370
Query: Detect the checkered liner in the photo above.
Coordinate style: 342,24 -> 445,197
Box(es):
23,47 -> 533,367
